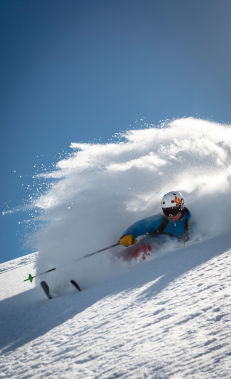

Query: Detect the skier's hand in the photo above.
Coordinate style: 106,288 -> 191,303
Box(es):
119,234 -> 137,247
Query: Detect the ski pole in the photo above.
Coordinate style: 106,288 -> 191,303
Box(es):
24,242 -> 120,283
24,268 -> 56,283
80,242 -> 120,259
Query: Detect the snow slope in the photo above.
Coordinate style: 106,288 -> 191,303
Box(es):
0,234 -> 231,378
1,118 -> 231,377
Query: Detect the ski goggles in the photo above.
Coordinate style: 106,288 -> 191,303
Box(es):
162,207 -> 181,217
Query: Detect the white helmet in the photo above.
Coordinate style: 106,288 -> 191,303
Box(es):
161,191 -> 184,210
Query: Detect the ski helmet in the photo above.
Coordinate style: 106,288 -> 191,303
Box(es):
161,191 -> 184,210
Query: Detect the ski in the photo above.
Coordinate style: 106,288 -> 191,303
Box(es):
70,279 -> 81,292
40,280 -> 81,299
40,281 -> 52,299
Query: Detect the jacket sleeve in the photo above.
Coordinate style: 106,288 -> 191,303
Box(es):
121,214 -> 164,239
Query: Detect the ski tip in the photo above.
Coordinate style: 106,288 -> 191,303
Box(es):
40,281 -> 52,299
70,280 -> 81,292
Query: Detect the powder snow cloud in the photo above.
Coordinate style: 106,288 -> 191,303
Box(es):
33,118 -> 231,293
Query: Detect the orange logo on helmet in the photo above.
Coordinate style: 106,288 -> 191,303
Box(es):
174,195 -> 182,206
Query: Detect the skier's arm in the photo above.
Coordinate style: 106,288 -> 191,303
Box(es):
184,219 -> 189,242
119,214 -> 163,246
183,209 -> 191,242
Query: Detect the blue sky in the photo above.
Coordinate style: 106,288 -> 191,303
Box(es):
1,0 -> 231,263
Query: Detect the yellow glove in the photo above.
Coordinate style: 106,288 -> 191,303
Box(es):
119,234 -> 137,247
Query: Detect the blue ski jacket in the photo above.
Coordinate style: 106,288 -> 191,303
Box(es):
121,208 -> 191,240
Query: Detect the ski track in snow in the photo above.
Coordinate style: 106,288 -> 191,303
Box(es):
0,253 -> 38,275
0,234 -> 231,378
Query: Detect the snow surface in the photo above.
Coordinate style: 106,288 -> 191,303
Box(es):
1,235 -> 231,378
1,118 -> 231,377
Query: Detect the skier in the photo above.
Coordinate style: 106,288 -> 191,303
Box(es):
119,191 -> 191,260
38,191 -> 190,298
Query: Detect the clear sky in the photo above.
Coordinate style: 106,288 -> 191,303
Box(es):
1,0 -> 231,263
